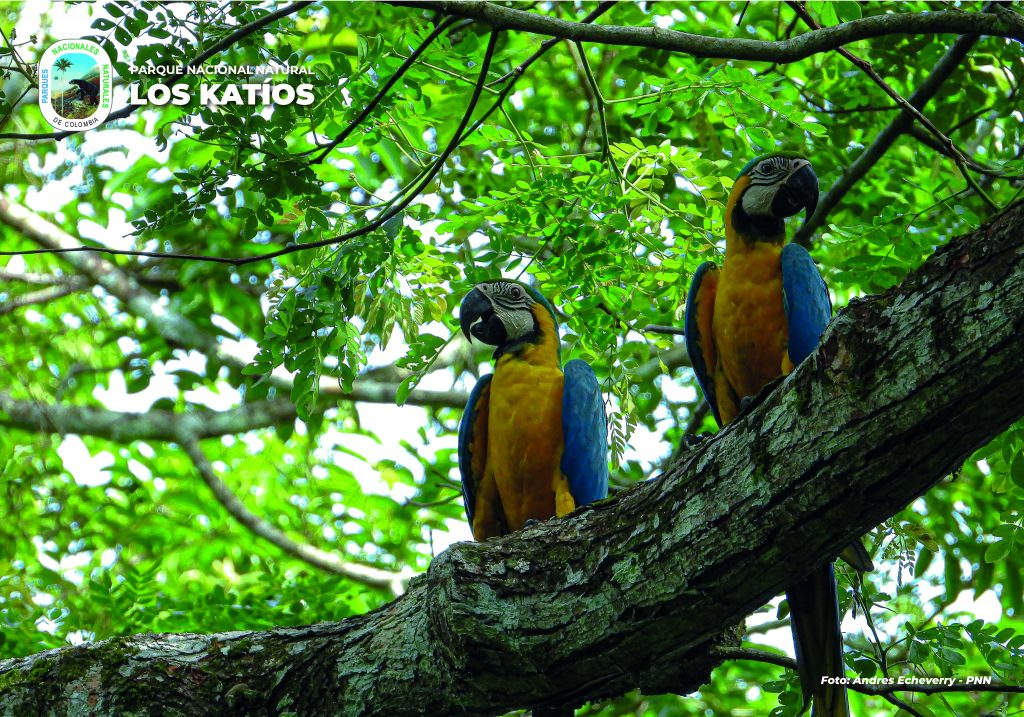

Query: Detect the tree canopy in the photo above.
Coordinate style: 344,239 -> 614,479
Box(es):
1,2 -> 1023,716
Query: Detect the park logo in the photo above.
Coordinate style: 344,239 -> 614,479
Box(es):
38,39 -> 113,131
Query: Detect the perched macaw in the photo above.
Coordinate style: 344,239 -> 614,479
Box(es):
457,279 -> 609,541
684,153 -> 872,717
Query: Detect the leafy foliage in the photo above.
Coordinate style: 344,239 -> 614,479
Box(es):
1,1 -> 1022,715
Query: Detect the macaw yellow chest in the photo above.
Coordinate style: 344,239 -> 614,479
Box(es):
714,243 -> 789,399
487,356 -> 565,531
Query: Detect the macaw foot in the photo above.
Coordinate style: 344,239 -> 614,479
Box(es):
736,375 -> 787,419
523,518 -> 541,528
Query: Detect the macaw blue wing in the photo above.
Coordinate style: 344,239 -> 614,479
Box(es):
457,373 -> 492,529
684,261 -> 722,427
560,359 -> 608,506
781,243 -> 832,365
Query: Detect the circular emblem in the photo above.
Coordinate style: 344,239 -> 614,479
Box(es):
38,39 -> 113,131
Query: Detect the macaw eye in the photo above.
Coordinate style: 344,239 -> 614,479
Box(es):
510,286 -> 522,299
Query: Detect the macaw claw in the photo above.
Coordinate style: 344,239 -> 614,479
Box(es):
736,374 -> 787,419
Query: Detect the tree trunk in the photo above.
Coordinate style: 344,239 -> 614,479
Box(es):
2,202 -> 1023,716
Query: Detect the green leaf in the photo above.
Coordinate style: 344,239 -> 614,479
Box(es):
984,538 -> 1010,563
834,2 -> 862,22
1010,452 -> 1024,489
914,547 -> 933,577
743,126 -> 775,152
853,658 -> 876,677
908,639 -> 930,664
395,375 -> 417,406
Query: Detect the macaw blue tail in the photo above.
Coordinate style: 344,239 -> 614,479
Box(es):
787,562 -> 850,717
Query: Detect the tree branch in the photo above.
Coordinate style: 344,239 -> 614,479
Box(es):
3,202 -> 1022,716
390,2 -> 1023,62
0,197 -> 468,408
786,1 -> 998,211
633,343 -> 689,383
905,123 -> 1024,179
793,29 -> 981,246
0,391 -> 414,590
0,268 -> 86,285
643,324 -> 687,337
0,280 -> 89,315
178,433 -> 412,594
0,392 -> 298,441
306,16 -> 465,164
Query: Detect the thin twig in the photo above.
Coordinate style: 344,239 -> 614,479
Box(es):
306,17 -> 464,164
787,1 -> 998,211
906,124 -> 1023,179
0,81 -> 32,131
856,590 -> 891,676
0,27 -> 35,85
486,1 -> 617,87
883,694 -> 928,717
573,39 -> 622,184
793,29 -> 983,246
643,324 -> 686,337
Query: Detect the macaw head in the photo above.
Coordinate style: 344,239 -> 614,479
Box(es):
734,152 -> 819,225
459,279 -> 559,357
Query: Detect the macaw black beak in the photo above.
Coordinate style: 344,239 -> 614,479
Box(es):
459,287 -> 507,346
772,163 -> 819,223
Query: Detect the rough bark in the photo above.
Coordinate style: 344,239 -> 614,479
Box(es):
2,203 -> 1024,716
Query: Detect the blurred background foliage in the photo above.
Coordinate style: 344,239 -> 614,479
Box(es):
0,1 -> 1022,715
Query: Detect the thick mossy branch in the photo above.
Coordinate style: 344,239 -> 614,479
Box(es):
2,204 -> 1024,716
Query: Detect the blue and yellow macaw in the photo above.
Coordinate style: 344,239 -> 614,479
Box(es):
684,153 -> 872,717
457,280 -> 609,542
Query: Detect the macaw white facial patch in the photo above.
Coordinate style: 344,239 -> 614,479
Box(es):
741,182 -> 777,216
476,282 -> 536,342
494,304 -> 534,341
